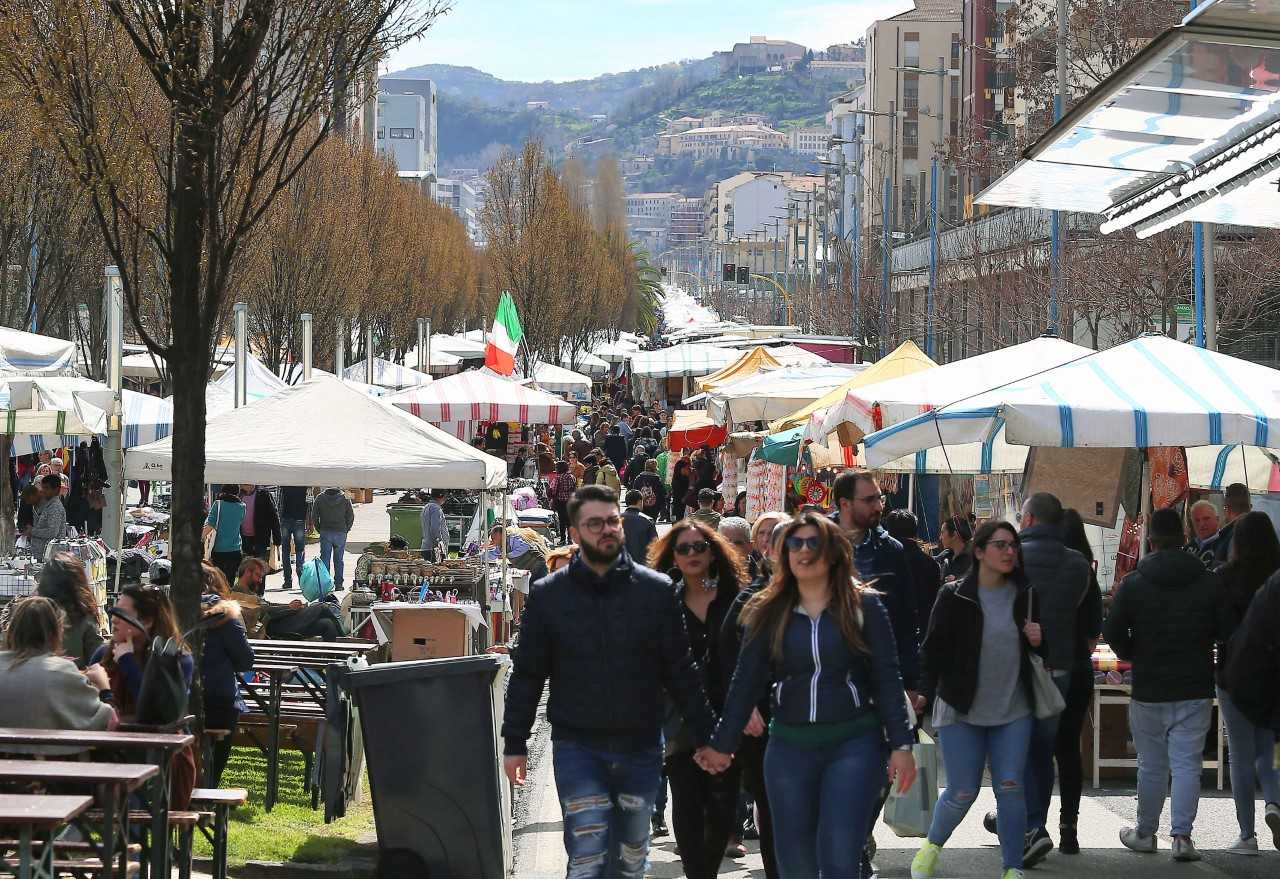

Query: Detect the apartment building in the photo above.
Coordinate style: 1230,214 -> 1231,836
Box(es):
657,124 -> 788,158
668,198 -> 705,247
375,79 -> 439,187
435,177 -> 487,246
861,0 -> 963,240
790,127 -> 831,155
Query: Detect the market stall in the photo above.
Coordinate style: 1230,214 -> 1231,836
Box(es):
629,342 -> 739,404
0,326 -> 78,375
696,345 -> 786,392
703,364 -> 866,426
667,409 -> 728,453
524,361 -> 592,402
343,357 -> 433,390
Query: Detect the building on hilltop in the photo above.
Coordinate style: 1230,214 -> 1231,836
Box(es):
435,177 -> 486,247
716,36 -> 808,75
374,89 -> 438,196
626,193 -> 681,235
667,198 -> 705,248
790,127 -> 831,155
657,123 -> 787,158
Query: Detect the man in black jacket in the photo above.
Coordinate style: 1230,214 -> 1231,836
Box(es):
1011,492 -> 1090,864
278,486 -> 309,590
603,424 -> 629,473
1213,482 -> 1252,563
1104,508 -> 1232,862
238,484 -> 281,563
502,484 -> 717,878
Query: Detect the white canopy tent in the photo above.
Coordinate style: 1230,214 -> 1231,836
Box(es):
561,349 -> 609,377
425,333 -> 488,360
401,346 -> 463,372
388,368 -> 577,436
524,361 -> 592,402
863,335 -> 1280,467
816,335 -> 1093,445
343,357 -> 433,390
126,375 -> 506,489
212,353 -> 288,402
0,327 -> 77,375
597,338 -> 642,365
705,365 -> 866,426
122,349 -> 235,381
629,343 -> 739,380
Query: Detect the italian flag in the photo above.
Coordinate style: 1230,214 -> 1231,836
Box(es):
485,291 -> 523,375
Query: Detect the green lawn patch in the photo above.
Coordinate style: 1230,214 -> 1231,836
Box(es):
196,748 -> 374,867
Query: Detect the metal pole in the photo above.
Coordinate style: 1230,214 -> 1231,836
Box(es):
1050,0 -> 1067,335
365,322 -> 374,386
300,312 -> 313,381
233,301 -> 247,408
928,157 -> 938,359
416,317 -> 427,372
425,318 -> 433,371
1193,223 -> 1206,346
102,267 -> 123,551
1204,224 -> 1217,350
853,135 -> 862,349
881,175 -> 891,358
335,318 -> 345,379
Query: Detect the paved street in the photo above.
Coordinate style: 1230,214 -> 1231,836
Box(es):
513,707 -> 1279,879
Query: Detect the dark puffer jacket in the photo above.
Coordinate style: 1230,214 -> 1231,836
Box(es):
502,552 -> 716,756
1224,573 -> 1280,730
1019,524 -> 1090,671
1103,549 -> 1231,703
846,523 -> 920,690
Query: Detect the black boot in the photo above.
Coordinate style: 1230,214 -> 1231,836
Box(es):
1060,822 -> 1080,855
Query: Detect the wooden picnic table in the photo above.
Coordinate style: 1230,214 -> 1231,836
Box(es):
0,760 -> 156,879
0,729 -> 192,879
0,793 -> 94,879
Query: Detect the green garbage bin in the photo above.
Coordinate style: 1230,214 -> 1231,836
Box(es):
387,503 -> 424,549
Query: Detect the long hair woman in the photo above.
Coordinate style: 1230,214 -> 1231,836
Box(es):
1055,509 -> 1104,854
912,520 -> 1043,879
1216,510 -> 1280,853
647,520 -> 746,879
702,512 -> 915,878
200,563 -> 255,786
36,553 -> 105,668
671,456 -> 692,521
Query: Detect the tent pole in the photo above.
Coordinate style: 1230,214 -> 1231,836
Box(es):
300,313 -> 313,381
103,266 -> 124,552
233,302 -> 247,408
1137,453 -> 1152,559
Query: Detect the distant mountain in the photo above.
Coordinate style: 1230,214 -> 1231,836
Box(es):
387,60 -> 721,116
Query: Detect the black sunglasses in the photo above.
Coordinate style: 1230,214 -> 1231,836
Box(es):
785,535 -> 822,552
674,540 -> 710,556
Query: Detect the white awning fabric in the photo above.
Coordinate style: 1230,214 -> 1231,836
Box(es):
343,357 -> 434,390
705,365 -> 866,426
126,375 -> 506,489
629,343 -> 740,379
0,327 -> 77,375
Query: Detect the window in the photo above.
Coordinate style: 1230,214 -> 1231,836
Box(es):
902,179 -> 918,230
904,32 -> 920,69
376,128 -> 385,139
902,120 -> 919,148
389,128 -> 416,139
903,75 -> 920,112
951,34 -> 961,69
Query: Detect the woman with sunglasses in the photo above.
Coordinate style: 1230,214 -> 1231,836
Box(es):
647,520 -> 745,879
911,520 -> 1043,879
700,512 -> 916,879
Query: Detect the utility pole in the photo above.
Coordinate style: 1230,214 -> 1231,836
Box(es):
881,175 -> 892,358
1050,0 -> 1067,335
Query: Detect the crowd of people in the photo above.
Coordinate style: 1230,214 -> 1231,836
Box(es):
501,465 -> 1280,879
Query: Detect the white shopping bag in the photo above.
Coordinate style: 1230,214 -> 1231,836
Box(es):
883,730 -> 939,838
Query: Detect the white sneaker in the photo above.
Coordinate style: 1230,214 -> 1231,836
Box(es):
1267,802 -> 1280,850
1119,827 -> 1156,853
1225,834 -> 1258,856
1171,835 -> 1200,862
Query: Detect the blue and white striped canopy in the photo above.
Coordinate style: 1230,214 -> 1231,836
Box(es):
863,335 -> 1280,468
2,377 -> 172,455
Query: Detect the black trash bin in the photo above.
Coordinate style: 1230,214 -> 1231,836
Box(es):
339,655 -> 512,879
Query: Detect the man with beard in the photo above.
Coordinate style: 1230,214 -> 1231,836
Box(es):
502,484 -> 718,878
833,470 -> 920,878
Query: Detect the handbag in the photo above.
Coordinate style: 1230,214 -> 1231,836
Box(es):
267,542 -> 281,573
1026,589 -> 1067,719
203,500 -> 220,560
883,730 -> 939,838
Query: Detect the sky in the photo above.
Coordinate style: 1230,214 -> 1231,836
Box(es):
386,0 -> 915,82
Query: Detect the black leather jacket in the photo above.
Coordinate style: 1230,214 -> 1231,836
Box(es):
502,551 -> 716,755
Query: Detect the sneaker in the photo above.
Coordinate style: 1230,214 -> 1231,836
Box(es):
1266,802 -> 1280,850
1225,834 -> 1258,856
1120,827 -> 1156,853
742,814 -> 759,841
650,817 -> 667,838
1023,827 -> 1053,868
1171,835 -> 1200,862
910,841 -> 941,879
1002,870 -> 1025,879
1059,823 -> 1079,855
726,839 -> 747,858
983,810 -> 998,834
861,851 -> 878,879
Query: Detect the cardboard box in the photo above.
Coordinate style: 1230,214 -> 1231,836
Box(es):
389,606 -> 472,661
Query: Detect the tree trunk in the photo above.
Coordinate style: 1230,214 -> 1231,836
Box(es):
0,436 -> 12,556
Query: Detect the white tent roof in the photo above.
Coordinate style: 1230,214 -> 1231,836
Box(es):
706,365 -> 867,425
126,375 -> 506,489
863,335 -> 1280,467
818,336 -> 1093,445
122,348 -> 234,380
343,357 -> 433,390
525,361 -> 592,398
212,353 -> 288,402
768,344 -> 831,366
597,338 -> 642,364
0,327 -> 77,374
629,343 -> 739,379
562,349 -> 609,376
388,368 -> 577,425
401,347 -> 463,369
429,333 -> 488,358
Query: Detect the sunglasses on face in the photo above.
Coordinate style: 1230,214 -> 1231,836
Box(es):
785,535 -> 822,552
674,540 -> 710,556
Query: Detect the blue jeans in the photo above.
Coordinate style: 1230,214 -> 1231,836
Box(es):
930,716 -> 1034,870
1024,671 -> 1072,831
764,730 -> 887,879
1128,698 -> 1213,837
552,740 -> 661,879
1218,686 -> 1280,839
319,530 -> 348,585
280,518 -> 306,584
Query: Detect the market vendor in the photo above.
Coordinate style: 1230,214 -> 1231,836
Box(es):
486,524 -> 549,585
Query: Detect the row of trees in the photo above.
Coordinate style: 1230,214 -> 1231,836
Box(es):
482,143 -> 660,373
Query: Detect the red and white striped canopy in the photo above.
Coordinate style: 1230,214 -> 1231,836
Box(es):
388,368 -> 577,427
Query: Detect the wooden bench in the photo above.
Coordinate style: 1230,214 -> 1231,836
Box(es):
0,793 -> 94,879
188,789 -> 247,879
